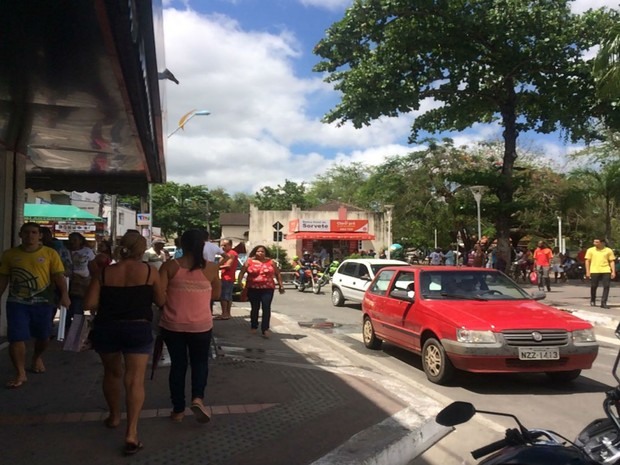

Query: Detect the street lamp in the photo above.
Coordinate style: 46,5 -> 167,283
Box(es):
144,109 -> 211,242
384,204 -> 394,259
469,186 -> 486,243
557,215 -> 563,253
168,109 -> 211,138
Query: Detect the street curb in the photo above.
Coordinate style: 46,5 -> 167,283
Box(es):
556,306 -> 618,329
310,407 -> 449,465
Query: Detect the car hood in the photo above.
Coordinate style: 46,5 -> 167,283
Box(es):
423,299 -> 592,331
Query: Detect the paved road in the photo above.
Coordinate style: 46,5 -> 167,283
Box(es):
265,281 -> 620,465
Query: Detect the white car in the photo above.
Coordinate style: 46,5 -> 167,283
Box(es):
331,258 -> 409,306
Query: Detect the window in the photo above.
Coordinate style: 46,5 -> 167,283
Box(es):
358,264 -> 370,279
118,212 -> 124,225
342,262 -> 357,277
369,270 -> 396,296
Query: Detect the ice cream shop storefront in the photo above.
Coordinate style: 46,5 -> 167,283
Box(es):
247,203 -> 388,262
286,218 -> 376,259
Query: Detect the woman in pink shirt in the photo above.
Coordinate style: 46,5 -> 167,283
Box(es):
159,230 -> 221,423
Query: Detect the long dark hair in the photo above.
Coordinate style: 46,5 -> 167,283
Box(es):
181,229 -> 206,271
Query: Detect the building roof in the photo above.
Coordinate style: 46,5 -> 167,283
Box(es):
220,213 -> 250,226
306,201 -> 367,212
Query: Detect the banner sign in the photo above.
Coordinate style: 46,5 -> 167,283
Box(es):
298,219 -> 330,232
330,220 -> 369,233
137,213 -> 151,226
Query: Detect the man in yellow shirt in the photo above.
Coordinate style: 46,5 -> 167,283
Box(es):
585,238 -> 616,309
0,223 -> 70,388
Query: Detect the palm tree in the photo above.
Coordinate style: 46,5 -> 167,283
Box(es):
593,25 -> 620,100
569,162 -> 620,244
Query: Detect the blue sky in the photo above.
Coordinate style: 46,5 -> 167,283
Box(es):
161,0 -> 616,194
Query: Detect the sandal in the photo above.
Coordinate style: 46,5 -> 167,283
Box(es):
124,441 -> 144,456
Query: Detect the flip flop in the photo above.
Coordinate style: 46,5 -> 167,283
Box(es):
124,441 -> 144,456
6,379 -> 27,389
213,315 -> 231,320
190,402 -> 211,423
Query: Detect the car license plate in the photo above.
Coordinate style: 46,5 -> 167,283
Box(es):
518,347 -> 560,360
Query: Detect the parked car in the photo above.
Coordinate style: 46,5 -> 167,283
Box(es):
331,258 -> 409,306
362,266 -> 599,385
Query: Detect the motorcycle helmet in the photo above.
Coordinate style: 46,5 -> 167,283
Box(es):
303,251 -> 310,256
292,256 -> 299,261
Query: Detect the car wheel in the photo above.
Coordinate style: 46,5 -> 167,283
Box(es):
546,369 -> 581,383
422,338 -> 455,384
331,287 -> 344,306
363,317 -> 382,349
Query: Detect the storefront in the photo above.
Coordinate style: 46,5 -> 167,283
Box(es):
247,203 -> 387,263
286,219 -> 376,260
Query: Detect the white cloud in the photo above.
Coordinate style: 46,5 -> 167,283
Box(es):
571,0 -> 618,13
298,0 -> 352,11
162,7 -> 416,193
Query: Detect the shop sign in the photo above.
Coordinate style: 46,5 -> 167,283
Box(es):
298,219 -> 330,232
137,213 -> 151,225
288,219 -> 299,232
330,219 -> 369,233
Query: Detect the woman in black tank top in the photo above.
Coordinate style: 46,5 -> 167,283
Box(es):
85,232 -> 165,455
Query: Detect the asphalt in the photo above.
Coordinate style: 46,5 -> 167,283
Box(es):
0,279 -> 618,465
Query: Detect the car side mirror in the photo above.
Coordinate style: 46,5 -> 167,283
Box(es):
390,289 -> 414,302
530,290 -> 546,301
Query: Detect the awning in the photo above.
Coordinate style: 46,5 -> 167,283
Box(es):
286,232 -> 375,240
24,204 -> 103,221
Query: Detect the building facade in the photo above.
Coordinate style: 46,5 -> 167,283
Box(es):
245,202 -> 389,263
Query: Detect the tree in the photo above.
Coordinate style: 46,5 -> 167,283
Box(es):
594,24 -> 620,102
254,179 -> 311,210
307,163 -> 373,206
314,0 -> 618,271
152,182 -> 212,238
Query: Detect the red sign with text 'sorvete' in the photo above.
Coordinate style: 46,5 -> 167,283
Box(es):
330,220 -> 369,233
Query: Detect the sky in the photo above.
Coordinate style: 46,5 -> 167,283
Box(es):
160,0 -> 617,195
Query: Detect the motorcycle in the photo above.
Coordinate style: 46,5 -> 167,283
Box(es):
565,261 -> 585,281
292,264 -> 322,294
435,323 -> 620,464
316,260 -> 339,288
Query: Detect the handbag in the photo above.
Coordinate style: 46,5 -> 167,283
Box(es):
529,271 -> 538,285
240,285 -> 249,302
63,314 -> 94,352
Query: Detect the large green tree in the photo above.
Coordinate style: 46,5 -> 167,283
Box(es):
314,0 -> 617,271
254,179 -> 312,210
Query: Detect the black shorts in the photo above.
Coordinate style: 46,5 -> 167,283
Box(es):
91,320 -> 153,354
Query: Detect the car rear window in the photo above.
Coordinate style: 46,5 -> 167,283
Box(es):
370,263 -> 408,275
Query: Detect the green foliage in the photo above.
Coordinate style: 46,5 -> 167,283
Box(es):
267,245 -> 292,270
254,179 -> 313,210
307,163 -> 374,206
313,0 -> 619,270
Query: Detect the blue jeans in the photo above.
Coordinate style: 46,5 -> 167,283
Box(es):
161,328 -> 212,413
248,288 -> 274,333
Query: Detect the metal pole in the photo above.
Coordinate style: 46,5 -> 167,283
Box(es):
557,216 -> 562,253
385,205 -> 394,259
476,198 -> 481,242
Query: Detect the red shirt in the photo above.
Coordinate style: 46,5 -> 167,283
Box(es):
246,258 -> 276,289
533,247 -> 553,267
220,250 -> 238,282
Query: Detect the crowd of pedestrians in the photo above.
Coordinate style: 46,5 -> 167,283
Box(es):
0,222 -> 283,456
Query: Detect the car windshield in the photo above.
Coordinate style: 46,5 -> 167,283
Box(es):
370,263 -> 408,275
420,270 -> 532,300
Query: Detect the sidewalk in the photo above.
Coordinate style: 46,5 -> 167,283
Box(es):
0,306 -> 445,465
0,282 -> 616,465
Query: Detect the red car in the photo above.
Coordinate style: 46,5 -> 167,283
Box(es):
362,266 -> 598,385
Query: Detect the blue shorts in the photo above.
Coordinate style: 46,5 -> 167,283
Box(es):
7,302 -> 55,342
220,281 -> 234,301
91,320 -> 153,354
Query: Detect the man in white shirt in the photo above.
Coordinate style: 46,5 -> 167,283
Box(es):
143,239 -> 167,270
202,230 -> 224,262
